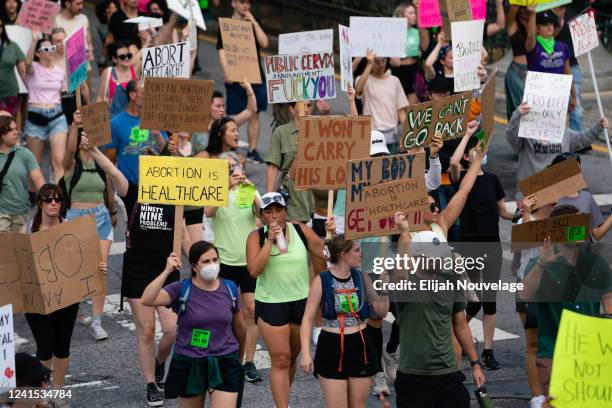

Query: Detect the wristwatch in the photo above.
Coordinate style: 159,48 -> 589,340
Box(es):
470,359 -> 482,368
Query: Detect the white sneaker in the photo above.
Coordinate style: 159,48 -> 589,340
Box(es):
91,320 -> 109,341
312,327 -> 322,346
372,372 -> 390,396
78,315 -> 92,326
530,395 -> 546,408
382,350 -> 399,382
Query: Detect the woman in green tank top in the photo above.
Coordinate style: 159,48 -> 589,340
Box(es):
246,192 -> 335,408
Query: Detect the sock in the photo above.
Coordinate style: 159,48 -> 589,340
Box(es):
366,324 -> 383,370
386,321 -> 400,354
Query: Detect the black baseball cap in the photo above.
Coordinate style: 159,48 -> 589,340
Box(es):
15,352 -> 52,387
536,11 -> 559,26
427,77 -> 451,94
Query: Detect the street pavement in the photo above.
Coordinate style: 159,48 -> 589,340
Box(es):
10,9 -> 612,407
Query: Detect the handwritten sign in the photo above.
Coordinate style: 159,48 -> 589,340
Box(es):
339,25 -> 352,92
81,102 -> 111,147
294,116 -> 371,190
64,26 -> 87,93
401,91 -> 471,151
219,18 -> 262,84
519,71 -> 573,144
549,310 -> 612,408
167,0 -> 206,30
16,0 -> 60,34
446,0 -> 473,21
142,42 -> 190,81
264,53 -> 335,103
509,0 -> 572,12
0,304 -> 15,390
279,29 -> 333,55
349,17 -> 407,57
139,156 -> 229,206
511,213 -> 591,250
362,178 -> 429,220
0,217 -> 104,315
569,11 -> 599,57
418,0 -> 442,28
141,77 -> 213,131
519,159 -> 587,209
452,20 -> 484,92
125,16 -> 163,31
345,152 -> 427,239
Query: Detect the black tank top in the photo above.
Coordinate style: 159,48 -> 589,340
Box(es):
509,23 -> 528,57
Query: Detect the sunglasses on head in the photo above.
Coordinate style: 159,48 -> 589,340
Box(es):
261,195 -> 284,207
116,53 -> 133,61
41,196 -> 63,204
37,45 -> 56,53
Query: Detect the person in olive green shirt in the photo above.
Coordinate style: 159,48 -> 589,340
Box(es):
264,101 -> 315,223
0,24 -> 26,116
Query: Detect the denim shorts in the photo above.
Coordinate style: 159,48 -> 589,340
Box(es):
66,204 -> 113,241
25,105 -> 68,140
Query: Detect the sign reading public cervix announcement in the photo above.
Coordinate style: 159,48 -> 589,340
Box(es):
264,52 -> 335,103
138,156 -> 229,206
294,116 -> 371,190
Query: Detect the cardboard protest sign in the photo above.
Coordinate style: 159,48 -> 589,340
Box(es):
480,70 -> 497,147
264,53 -> 335,103
549,310 -> 612,408
446,0 -> 473,21
339,25 -> 352,92
219,18 -> 262,84
81,102 -> 111,147
279,29 -> 333,55
294,116 -> 371,190
0,217 -> 104,315
125,16 -> 163,31
349,17 -> 407,57
418,0 -> 442,28
452,20 -> 484,92
5,26 -> 31,94
569,11 -> 599,57
167,0 -> 205,30
16,0 -> 60,34
401,91 -> 471,151
362,178 -> 429,221
139,156 -> 229,206
519,159 -> 587,210
519,71 -> 573,144
142,42 -> 190,81
509,0 -> 571,12
0,238 -> 22,313
64,26 -> 87,93
0,304 -> 15,390
511,213 -> 591,250
345,152 -> 427,239
141,77 -> 213,131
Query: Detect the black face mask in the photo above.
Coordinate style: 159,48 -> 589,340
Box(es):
148,12 -> 162,18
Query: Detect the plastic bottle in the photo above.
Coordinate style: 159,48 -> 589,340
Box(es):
276,232 -> 288,254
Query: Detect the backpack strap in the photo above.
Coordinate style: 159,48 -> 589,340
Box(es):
319,270 -> 336,320
173,278 -> 192,316
258,226 -> 266,248
222,279 -> 239,312
291,223 -> 308,250
0,150 -> 17,195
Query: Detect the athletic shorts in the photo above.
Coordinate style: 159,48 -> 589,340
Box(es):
314,329 -> 379,380
184,207 -> 204,226
255,298 -> 306,326
395,370 -> 470,408
220,263 -> 255,293
121,251 -> 179,299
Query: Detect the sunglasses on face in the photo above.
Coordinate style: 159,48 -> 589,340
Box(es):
37,45 -> 56,53
41,196 -> 63,204
429,203 -> 439,212
116,53 -> 133,61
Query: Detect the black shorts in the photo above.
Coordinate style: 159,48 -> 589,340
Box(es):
391,63 -> 419,94
164,354 -> 243,398
395,370 -> 470,408
121,251 -> 180,299
311,218 -> 326,238
184,208 -> 204,226
220,263 -> 256,293
255,298 -> 306,326
523,302 -> 538,330
225,82 -> 267,114
314,329 -> 379,380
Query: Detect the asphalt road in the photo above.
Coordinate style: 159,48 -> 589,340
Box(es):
10,9 -> 612,407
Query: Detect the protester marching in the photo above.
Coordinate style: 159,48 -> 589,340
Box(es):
1,0 -> 612,408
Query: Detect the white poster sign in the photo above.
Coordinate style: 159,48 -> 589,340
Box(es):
0,304 -> 15,390
167,0 -> 206,31
349,17 -> 407,57
142,42 -> 190,80
451,19 -> 484,92
125,16 -> 163,31
519,71 -> 573,144
339,25 -> 352,92
278,29 -> 333,55
569,11 -> 599,57
264,52 -> 336,103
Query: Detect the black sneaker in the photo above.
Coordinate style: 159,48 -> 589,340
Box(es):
155,359 -> 165,389
247,149 -> 263,163
482,349 -> 501,370
243,361 -> 262,382
146,382 -> 163,407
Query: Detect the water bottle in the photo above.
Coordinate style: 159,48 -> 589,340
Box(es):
475,387 -> 494,408
276,232 -> 288,254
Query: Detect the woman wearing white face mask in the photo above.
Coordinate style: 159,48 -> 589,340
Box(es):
142,241 -> 247,408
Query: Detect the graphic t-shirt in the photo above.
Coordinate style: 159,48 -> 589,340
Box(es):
527,41 -> 570,74
164,279 -> 240,358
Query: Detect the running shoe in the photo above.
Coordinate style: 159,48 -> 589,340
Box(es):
155,359 -> 165,389
372,372 -> 390,396
243,361 -> 262,382
91,320 -> 109,341
146,382 -> 163,407
482,349 -> 501,370
382,349 -> 399,382
530,395 -> 545,408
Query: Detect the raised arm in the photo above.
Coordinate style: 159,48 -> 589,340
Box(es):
63,111 -> 81,173
233,82 -> 256,126
525,3 -> 537,52
246,227 -> 276,278
506,5 -> 521,36
88,145 -> 129,197
424,32 -> 445,80
487,0 -> 506,37
346,84 -> 358,116
355,49 -> 375,96
244,12 -> 268,48
449,121 -> 478,182
25,30 -> 40,74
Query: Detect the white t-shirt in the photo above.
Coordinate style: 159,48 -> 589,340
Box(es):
55,13 -> 90,36
357,71 -> 409,131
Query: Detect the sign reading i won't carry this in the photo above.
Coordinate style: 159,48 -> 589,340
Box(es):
264,53 -> 335,103
138,156 -> 229,206
64,26 -> 87,93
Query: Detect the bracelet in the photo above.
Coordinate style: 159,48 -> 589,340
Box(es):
429,153 -> 439,159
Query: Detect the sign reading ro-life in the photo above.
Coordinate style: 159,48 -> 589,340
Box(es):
264,52 -> 335,103
64,26 -> 87,93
